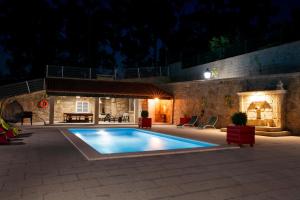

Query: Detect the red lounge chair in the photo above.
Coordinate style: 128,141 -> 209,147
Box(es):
0,127 -> 9,144
0,117 -> 20,138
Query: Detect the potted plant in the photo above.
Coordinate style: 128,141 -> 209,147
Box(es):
227,112 -> 255,147
138,110 -> 152,128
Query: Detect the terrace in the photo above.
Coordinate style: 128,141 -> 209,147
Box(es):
1,42 -> 300,199
1,125 -> 300,200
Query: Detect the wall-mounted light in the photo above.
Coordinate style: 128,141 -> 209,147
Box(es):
76,96 -> 81,99
203,68 -> 212,79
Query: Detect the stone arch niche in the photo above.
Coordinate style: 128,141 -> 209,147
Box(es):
237,90 -> 286,130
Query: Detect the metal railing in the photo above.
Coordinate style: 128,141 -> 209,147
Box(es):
0,79 -> 45,100
46,65 -> 99,79
46,65 -> 170,80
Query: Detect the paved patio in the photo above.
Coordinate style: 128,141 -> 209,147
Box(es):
1,125 -> 300,200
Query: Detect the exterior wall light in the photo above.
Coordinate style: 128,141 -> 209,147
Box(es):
203,68 -> 212,79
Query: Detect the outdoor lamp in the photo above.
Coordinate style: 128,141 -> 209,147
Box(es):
204,68 -> 212,79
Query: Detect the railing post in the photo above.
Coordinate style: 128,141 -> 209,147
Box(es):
46,65 -> 49,77
159,66 -> 162,76
137,68 -> 140,78
62,66 -> 64,78
114,68 -> 117,80
89,68 -> 92,79
25,81 -> 30,93
43,78 -> 46,90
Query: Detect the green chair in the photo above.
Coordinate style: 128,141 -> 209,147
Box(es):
198,116 -> 218,129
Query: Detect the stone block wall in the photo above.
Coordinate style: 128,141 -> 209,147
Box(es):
0,91 -> 49,123
54,96 -> 95,122
100,98 -> 133,122
165,72 -> 300,134
169,41 -> 300,82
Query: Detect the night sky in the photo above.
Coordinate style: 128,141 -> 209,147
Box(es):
0,0 -> 299,83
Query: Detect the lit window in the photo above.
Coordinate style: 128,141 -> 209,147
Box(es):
76,101 -> 89,113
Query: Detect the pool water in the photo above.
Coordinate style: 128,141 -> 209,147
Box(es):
68,128 -> 217,154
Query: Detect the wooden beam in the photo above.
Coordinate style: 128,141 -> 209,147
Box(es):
49,96 -> 55,125
94,97 -> 99,125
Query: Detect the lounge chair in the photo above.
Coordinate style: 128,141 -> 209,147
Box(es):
177,116 -> 198,127
0,117 -> 20,137
0,127 -> 9,144
198,116 -> 218,129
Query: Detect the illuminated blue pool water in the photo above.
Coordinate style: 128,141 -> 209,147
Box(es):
68,128 -> 218,154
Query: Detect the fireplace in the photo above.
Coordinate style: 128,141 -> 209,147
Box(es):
237,90 -> 286,130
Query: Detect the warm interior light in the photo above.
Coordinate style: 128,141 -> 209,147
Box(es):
249,92 -> 266,102
154,97 -> 159,102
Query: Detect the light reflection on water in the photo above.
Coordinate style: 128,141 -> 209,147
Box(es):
69,128 -> 217,154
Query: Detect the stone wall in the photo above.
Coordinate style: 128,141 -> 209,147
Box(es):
1,93 -> 137,123
165,72 -> 300,134
54,96 -> 95,122
100,98 -> 134,122
169,41 -> 300,82
0,91 -> 49,123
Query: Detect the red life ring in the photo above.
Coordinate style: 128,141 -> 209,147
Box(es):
38,99 -> 48,109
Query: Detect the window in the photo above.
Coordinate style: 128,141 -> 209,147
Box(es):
76,101 -> 89,113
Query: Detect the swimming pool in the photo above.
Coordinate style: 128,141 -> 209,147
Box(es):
68,128 -> 217,154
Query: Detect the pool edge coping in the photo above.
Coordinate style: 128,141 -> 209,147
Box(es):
60,128 -> 240,161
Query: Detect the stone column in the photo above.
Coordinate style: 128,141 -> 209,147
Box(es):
171,99 -> 175,124
111,98 -> 117,116
94,97 -> 99,125
134,99 -> 140,124
49,96 -> 55,125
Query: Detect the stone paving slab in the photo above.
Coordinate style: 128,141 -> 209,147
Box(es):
1,126 -> 300,199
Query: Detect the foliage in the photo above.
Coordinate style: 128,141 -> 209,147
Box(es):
0,0 -> 294,80
211,67 -> 219,78
231,112 -> 247,126
141,110 -> 149,118
209,36 -> 230,58
201,96 -> 207,108
224,95 -> 233,108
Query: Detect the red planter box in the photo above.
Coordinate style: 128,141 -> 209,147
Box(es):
180,117 -> 191,124
227,125 -> 255,147
138,118 -> 152,128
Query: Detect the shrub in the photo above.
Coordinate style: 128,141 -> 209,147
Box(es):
141,110 -> 149,118
231,112 -> 247,126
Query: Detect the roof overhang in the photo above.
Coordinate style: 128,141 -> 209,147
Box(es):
45,78 -> 173,99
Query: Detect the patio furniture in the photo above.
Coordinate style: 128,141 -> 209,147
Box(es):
0,128 -> 9,144
122,113 -> 129,122
227,125 -> 255,147
21,111 -> 33,125
103,114 -> 117,122
63,113 -> 93,123
0,117 -> 20,137
177,116 -> 198,127
99,114 -> 106,121
180,117 -> 191,125
198,116 -> 218,129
